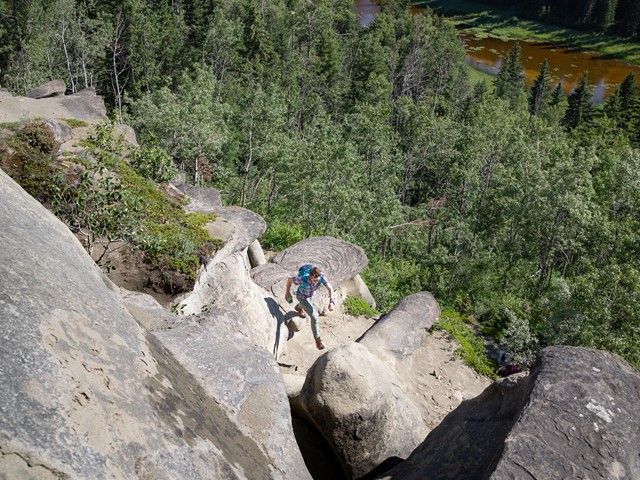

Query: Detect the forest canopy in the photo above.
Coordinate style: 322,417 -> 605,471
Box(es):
1,0 -> 639,369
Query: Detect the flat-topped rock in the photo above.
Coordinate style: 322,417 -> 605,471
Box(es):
0,90 -> 107,123
359,292 -> 440,365
376,346 -> 640,480
26,80 -> 66,99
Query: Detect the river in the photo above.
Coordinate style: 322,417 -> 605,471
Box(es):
354,0 -> 640,100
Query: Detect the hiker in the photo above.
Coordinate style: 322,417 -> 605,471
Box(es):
285,265 -> 335,350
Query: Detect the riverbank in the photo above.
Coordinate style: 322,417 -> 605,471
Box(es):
422,0 -> 640,66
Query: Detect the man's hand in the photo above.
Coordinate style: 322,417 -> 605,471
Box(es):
328,298 -> 335,311
285,291 -> 293,304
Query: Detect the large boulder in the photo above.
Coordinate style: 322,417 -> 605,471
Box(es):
376,346 -> 640,480
0,90 -> 107,123
295,342 -> 428,479
42,118 -> 73,144
0,168 -> 309,479
359,292 -> 440,366
26,80 -> 66,99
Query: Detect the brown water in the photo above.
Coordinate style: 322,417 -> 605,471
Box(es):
354,0 -> 640,100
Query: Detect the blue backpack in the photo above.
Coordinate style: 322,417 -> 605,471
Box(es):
298,264 -> 314,287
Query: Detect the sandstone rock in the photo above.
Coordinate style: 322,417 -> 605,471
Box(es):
339,274 -> 376,308
173,180 -> 222,213
0,90 -> 107,123
296,342 -> 428,479
26,80 -> 66,99
0,168 -> 306,479
42,118 -> 73,144
377,346 -> 640,480
248,239 -> 267,268
359,292 -> 440,366
114,123 -> 138,147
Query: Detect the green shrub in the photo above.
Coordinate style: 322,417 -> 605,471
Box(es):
130,145 -> 177,183
261,220 -> 304,251
62,118 -> 88,128
343,296 -> 379,317
435,308 -> 497,378
16,121 -> 58,154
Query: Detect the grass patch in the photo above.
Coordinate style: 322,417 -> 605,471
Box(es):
0,121 -> 24,131
466,64 -> 495,84
423,0 -> 640,65
435,307 -> 497,378
343,296 -> 379,317
62,118 -> 88,128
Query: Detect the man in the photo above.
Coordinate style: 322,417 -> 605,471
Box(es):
285,265 -> 335,350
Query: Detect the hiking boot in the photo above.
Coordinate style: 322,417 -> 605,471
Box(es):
315,337 -> 325,350
295,304 -> 307,318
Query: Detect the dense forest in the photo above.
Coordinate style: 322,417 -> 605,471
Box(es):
473,0 -> 640,38
1,0 -> 639,369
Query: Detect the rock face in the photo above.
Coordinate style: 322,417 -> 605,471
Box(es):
0,169 -> 310,479
376,346 -> 640,480
359,292 -> 440,366
26,80 -> 66,99
0,90 -> 107,123
296,342 -> 428,479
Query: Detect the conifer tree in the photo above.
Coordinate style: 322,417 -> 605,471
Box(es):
495,44 -> 524,106
529,59 -> 552,116
550,81 -> 563,106
562,72 -> 593,130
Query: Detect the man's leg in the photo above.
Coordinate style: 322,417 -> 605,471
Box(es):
299,297 -> 322,344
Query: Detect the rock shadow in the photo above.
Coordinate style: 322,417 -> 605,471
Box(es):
264,297 -> 300,356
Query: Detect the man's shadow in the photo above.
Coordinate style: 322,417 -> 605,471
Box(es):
264,297 -> 301,356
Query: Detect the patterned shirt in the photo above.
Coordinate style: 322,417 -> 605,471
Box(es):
293,274 -> 332,299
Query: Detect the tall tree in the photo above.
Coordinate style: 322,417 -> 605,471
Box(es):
495,44 -> 524,106
529,59 -> 552,116
562,72 -> 592,130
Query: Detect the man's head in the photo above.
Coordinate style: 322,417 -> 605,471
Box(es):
310,266 -> 321,283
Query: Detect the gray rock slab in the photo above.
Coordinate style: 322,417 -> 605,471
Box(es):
42,118 -> 73,144
0,168 -> 292,479
26,80 -> 66,99
377,346 -> 640,480
296,342 -> 427,479
359,292 -> 440,365
0,90 -> 107,123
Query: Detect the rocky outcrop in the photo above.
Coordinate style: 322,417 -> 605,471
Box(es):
376,346 -> 640,480
0,89 -> 107,123
0,168 -> 310,479
26,80 -> 66,99
359,292 -> 440,366
295,342 -> 428,480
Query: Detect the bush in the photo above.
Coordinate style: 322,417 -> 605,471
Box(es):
130,145 -> 177,183
261,220 -> 304,251
435,308 -> 497,378
343,296 -> 379,317
16,121 -> 58,154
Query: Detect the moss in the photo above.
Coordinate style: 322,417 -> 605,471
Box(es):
343,296 -> 380,317
435,308 -> 497,378
62,118 -> 88,128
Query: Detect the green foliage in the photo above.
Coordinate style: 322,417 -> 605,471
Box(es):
261,220 -> 304,251
129,145 -> 177,183
343,296 -> 379,318
16,121 -> 58,154
435,308 -> 497,378
62,118 -> 88,128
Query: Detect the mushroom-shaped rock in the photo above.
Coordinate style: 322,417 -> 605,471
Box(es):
377,346 -> 640,480
0,168 -> 296,479
252,236 -> 369,302
296,342 -> 427,479
173,181 -> 222,213
26,79 -> 66,98
1,90 -> 107,124
359,292 -> 440,365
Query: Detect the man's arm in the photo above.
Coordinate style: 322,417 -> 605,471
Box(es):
325,281 -> 335,311
285,277 -> 293,302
